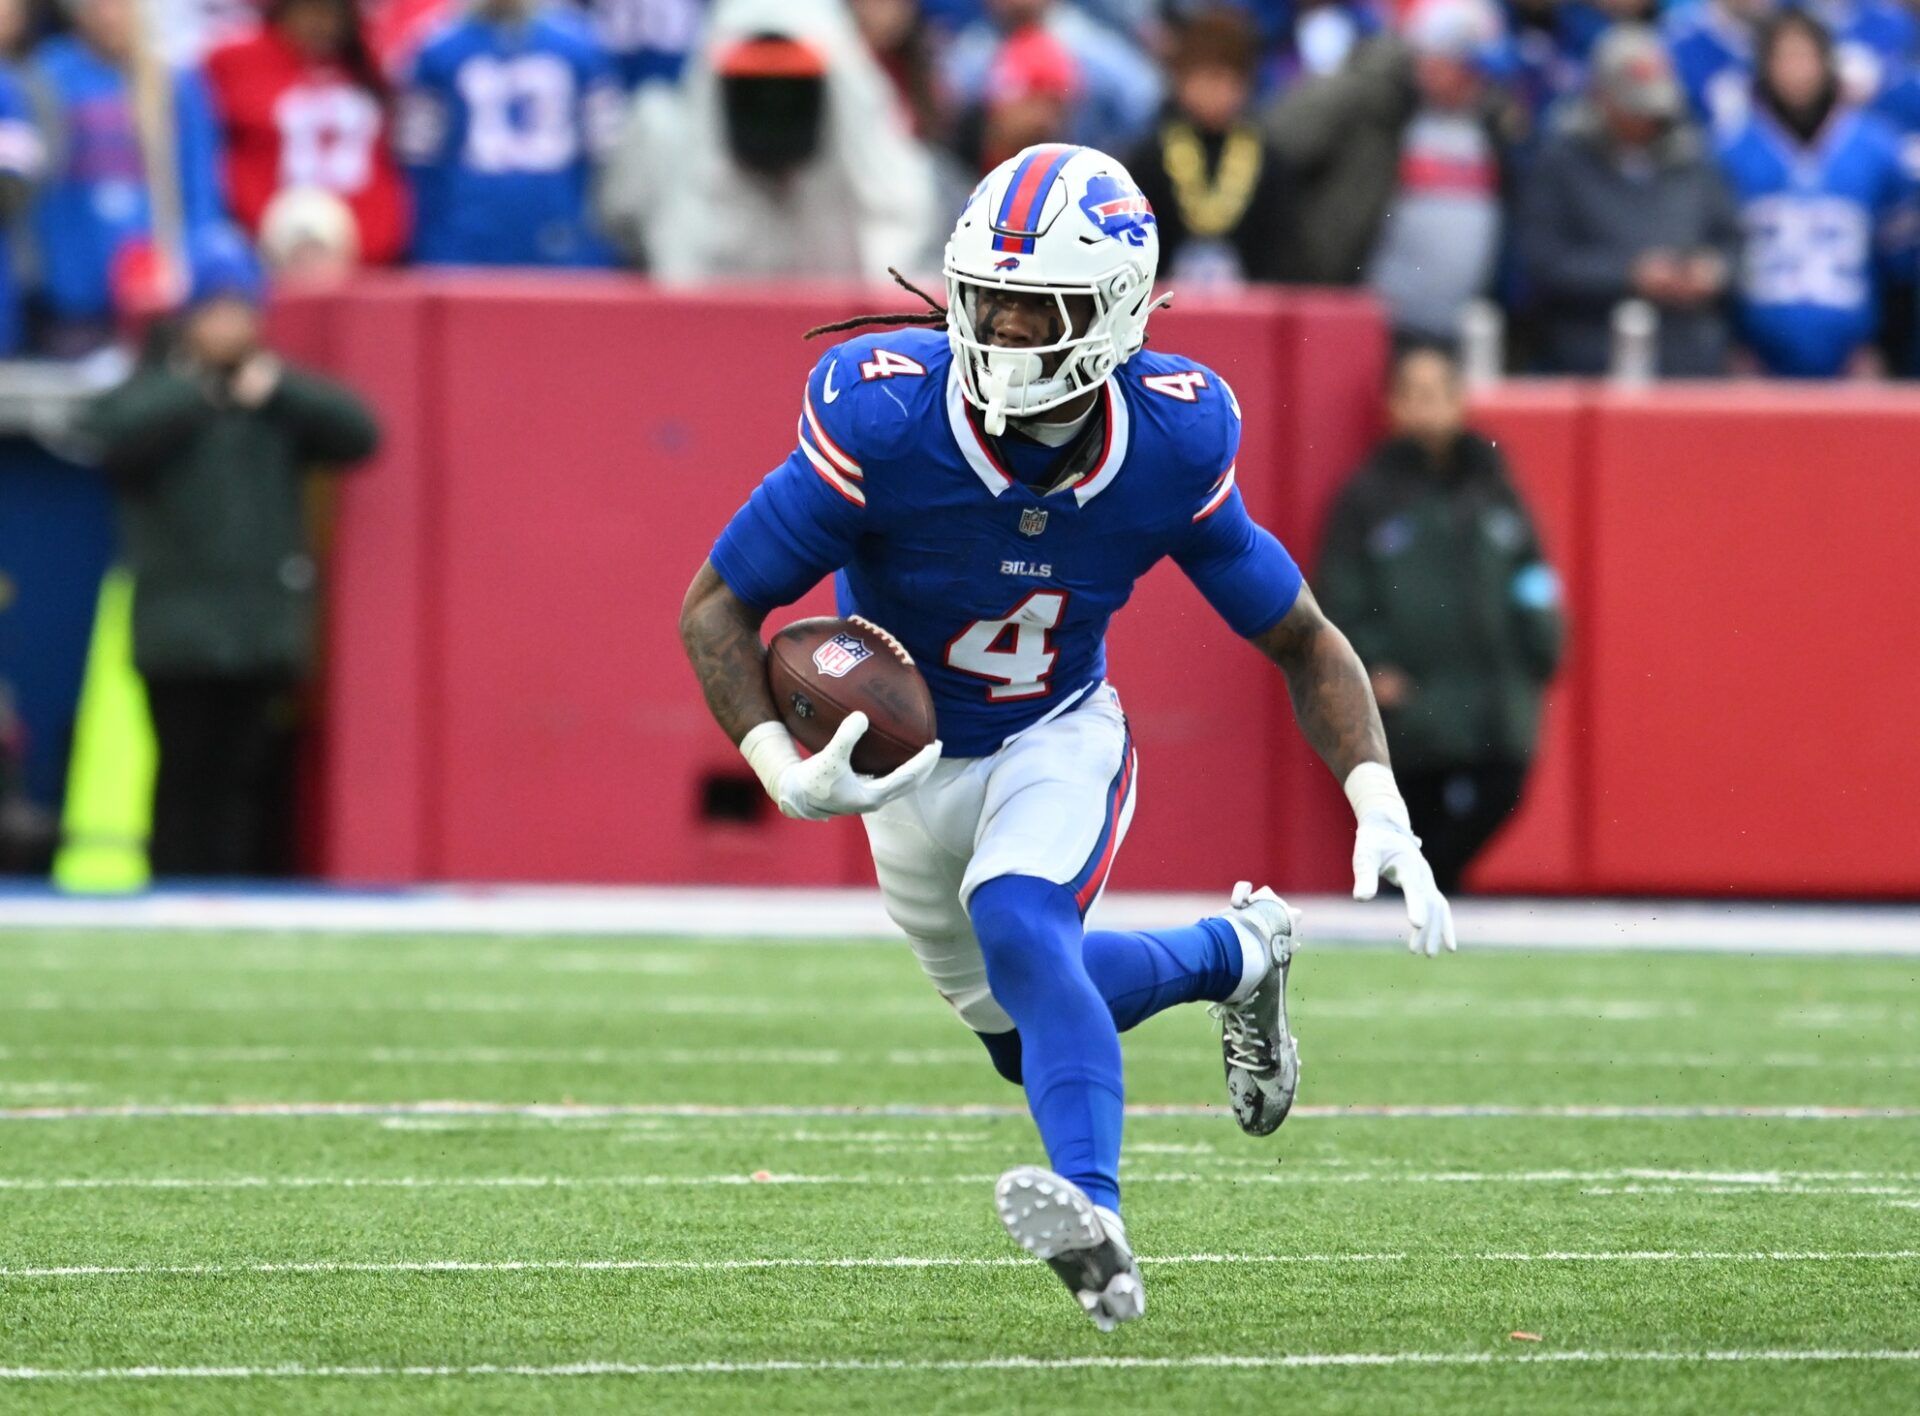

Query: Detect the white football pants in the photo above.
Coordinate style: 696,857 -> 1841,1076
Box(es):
861,683 -> 1139,1033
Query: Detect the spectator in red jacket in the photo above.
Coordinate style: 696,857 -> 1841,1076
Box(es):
206,0 -> 410,265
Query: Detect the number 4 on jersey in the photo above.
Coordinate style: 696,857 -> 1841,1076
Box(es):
1141,370 -> 1207,401
860,348 -> 927,381
945,592 -> 1067,701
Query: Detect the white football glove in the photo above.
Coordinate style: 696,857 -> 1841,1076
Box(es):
1352,811 -> 1456,958
744,712 -> 940,821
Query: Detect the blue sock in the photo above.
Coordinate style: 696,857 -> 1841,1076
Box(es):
1083,918 -> 1245,1031
968,874 -> 1124,1213
970,917 -> 1246,1086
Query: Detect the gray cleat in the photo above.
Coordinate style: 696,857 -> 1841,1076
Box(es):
1209,880 -> 1303,1136
994,1166 -> 1145,1332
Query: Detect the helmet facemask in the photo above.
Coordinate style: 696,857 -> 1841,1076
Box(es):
946,264 -> 1152,435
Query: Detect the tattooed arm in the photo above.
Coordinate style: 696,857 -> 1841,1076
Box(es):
679,559 -> 940,819
1251,583 -> 1390,781
678,559 -> 778,746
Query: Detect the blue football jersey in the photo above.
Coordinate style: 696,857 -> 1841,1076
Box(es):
397,10 -> 620,267
1719,110 -> 1916,377
710,329 -> 1304,759
28,36 -> 228,323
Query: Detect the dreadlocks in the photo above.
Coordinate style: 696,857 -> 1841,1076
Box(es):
805,268 -> 948,340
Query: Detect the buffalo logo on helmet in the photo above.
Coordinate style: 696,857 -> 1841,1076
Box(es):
1078,173 -> 1155,247
812,634 -> 874,679
994,256 -> 1022,270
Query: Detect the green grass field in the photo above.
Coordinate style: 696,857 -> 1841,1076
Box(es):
0,923 -> 1916,1413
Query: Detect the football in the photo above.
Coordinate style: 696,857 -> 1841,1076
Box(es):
766,616 -> 938,776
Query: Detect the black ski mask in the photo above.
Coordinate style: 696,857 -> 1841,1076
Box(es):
721,37 -> 826,177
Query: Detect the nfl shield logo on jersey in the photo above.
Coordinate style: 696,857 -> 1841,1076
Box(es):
813,634 -> 874,679
1020,508 -> 1048,537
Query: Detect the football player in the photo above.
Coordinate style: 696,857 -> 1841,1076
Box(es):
679,144 -> 1454,1331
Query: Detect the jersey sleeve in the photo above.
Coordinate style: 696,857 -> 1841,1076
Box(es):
1171,379 -> 1303,638
708,351 -> 871,611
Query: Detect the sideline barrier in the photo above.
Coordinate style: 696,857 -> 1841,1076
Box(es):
282,277 -> 1919,899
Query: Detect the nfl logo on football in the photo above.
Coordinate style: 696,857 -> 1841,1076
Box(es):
812,633 -> 874,679
1020,508 -> 1048,537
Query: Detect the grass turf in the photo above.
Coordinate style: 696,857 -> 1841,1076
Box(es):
0,926 -> 1915,1413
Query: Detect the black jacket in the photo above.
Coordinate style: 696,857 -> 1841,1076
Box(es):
1317,432 -> 1565,771
84,358 -> 379,678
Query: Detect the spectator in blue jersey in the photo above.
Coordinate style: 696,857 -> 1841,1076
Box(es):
568,0 -> 704,91
1520,25 -> 1740,375
1719,8 -> 1916,377
23,0 -> 227,354
397,0 -> 623,266
0,62 -> 41,355
942,0 -> 1163,155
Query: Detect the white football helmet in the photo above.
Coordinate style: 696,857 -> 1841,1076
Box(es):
945,144 -> 1164,434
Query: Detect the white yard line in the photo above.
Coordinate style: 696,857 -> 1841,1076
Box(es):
5,885 -> 1920,954
1,1350 -> 1917,1380
3,1251 -> 1915,1280
1582,1184 -> 1920,1198
6,1043 -> 1912,1071
8,954 -> 711,975
0,1168 -> 1914,1192
1,1100 -> 1914,1122
3,996 -> 1910,1029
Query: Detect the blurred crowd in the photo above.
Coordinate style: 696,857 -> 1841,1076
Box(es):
0,0 -> 1911,375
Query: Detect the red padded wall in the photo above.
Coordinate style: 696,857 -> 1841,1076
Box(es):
423,281 -> 871,883
1463,384 -> 1590,893
1584,386 -> 1920,896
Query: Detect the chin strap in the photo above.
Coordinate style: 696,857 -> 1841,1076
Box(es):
981,348 -> 1048,437
981,366 -> 1011,436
